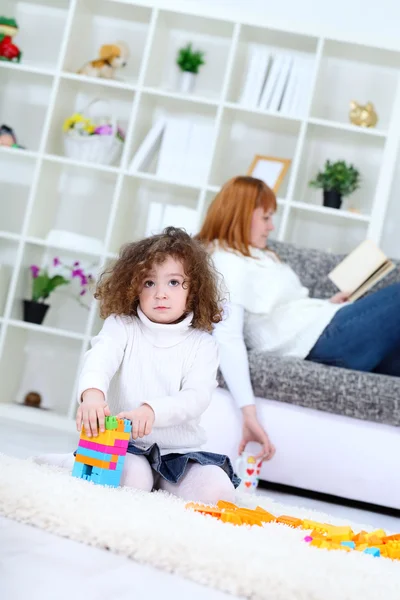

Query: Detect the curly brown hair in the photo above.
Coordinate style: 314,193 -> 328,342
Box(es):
95,227 -> 223,331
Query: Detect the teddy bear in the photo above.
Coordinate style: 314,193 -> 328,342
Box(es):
349,101 -> 378,128
78,41 -> 130,79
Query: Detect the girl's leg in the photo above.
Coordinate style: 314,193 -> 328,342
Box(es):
374,346 -> 400,376
158,463 -> 235,505
34,453 -> 75,470
121,453 -> 154,492
307,283 -> 400,372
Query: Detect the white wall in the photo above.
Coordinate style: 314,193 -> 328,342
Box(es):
177,0 -> 400,50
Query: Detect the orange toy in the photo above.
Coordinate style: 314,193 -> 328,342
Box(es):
185,501 -> 400,561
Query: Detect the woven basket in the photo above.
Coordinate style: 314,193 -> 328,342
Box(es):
63,99 -> 123,166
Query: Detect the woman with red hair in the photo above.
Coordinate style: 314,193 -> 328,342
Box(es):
197,175 -> 400,461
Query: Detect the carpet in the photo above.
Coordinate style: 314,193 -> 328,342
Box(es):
1,454 -> 399,600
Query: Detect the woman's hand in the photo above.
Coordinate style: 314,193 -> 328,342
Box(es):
117,404 -> 155,439
76,388 -> 111,437
329,291 -> 350,304
240,405 -> 276,461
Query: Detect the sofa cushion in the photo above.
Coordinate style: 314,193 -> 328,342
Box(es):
219,354 -> 400,426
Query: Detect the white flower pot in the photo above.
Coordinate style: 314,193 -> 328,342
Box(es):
178,71 -> 196,94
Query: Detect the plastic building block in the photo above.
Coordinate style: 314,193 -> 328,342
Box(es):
341,541 -> 356,549
364,547 -> 381,557
185,501 -> 400,563
72,416 -> 132,487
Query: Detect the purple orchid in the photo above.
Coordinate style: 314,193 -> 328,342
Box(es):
80,289 -> 87,296
53,257 -> 61,267
30,265 -> 40,278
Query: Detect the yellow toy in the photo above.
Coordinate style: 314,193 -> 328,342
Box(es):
186,501 -> 400,560
349,101 -> 378,128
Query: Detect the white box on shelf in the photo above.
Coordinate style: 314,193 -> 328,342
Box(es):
156,118 -> 192,181
239,45 -> 271,108
161,204 -> 199,235
267,55 -> 293,112
258,53 -> 285,111
183,121 -> 214,185
145,202 -> 164,237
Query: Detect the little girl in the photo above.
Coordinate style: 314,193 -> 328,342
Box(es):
37,227 -> 238,504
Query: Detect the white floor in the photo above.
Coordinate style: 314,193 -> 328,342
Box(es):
1,417 -> 399,600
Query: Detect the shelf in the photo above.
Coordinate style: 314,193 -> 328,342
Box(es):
108,176 -> 200,255
142,86 -> 220,107
45,76 -> 135,167
0,324 -> 83,415
290,201 -> 371,222
293,122 -> 385,216
0,403 -> 76,432
3,0 -> 70,70
285,206 -> 369,254
61,71 -> 137,92
0,67 -> 54,151
0,239 -> 19,317
127,92 -> 217,186
311,39 -> 400,131
0,151 -> 36,235
308,117 -> 387,138
27,158 -> 117,248
224,101 -> 303,123
144,10 -> 234,101
209,106 -> 300,190
63,0 -> 152,87
226,23 -> 318,114
0,60 -> 55,78
42,152 -> 119,175
126,170 -> 203,191
0,145 -> 39,161
9,242 -> 98,334
24,235 -> 103,260
7,318 -> 86,341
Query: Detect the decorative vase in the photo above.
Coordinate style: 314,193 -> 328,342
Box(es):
323,189 -> 342,210
178,71 -> 196,94
23,300 -> 49,324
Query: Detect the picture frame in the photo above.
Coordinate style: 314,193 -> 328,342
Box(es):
247,155 -> 291,193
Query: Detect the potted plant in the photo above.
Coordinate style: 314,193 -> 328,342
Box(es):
176,43 -> 205,94
25,257 -> 93,325
309,160 -> 360,209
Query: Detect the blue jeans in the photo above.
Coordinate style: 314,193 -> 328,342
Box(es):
306,283 -> 400,376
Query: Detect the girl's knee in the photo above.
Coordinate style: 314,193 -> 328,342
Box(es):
120,453 -> 154,492
190,465 -> 236,505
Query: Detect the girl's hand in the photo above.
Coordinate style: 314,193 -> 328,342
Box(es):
240,406 -> 276,462
117,404 -> 155,439
329,291 -> 350,304
76,388 -> 111,437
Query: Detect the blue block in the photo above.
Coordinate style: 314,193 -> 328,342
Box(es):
124,418 -> 132,433
341,541 -> 356,549
72,461 -> 86,478
364,547 -> 380,557
76,446 -> 113,461
115,456 -> 126,471
91,469 -> 122,487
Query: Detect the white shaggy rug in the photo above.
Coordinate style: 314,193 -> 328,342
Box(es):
1,454 -> 399,600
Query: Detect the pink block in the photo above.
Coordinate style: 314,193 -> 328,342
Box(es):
79,439 -> 127,455
109,462 -> 117,470
114,439 -> 129,448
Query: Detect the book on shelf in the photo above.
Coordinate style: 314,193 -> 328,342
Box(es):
239,45 -> 271,108
279,55 -> 314,117
328,239 -> 395,302
259,53 -> 293,112
128,118 -> 166,173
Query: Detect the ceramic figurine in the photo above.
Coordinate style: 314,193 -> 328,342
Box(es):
349,101 -> 378,128
0,17 -> 22,62
78,41 -> 130,79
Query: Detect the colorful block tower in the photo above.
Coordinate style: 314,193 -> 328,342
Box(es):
72,416 -> 131,487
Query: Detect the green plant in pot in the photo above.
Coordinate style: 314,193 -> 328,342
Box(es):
309,160 -> 360,209
25,257 -> 93,325
176,43 -> 205,94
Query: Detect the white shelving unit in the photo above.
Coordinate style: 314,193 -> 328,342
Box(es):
1,0 -> 400,427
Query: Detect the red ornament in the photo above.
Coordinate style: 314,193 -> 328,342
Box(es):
0,35 -> 21,61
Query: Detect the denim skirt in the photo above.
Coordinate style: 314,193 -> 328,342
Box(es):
127,442 -> 241,488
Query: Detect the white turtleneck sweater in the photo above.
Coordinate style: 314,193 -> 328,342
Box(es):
77,308 -> 219,454
210,245 -> 343,408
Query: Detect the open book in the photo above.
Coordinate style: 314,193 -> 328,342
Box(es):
328,239 -> 395,302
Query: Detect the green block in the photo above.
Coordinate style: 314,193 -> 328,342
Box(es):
105,416 -> 118,430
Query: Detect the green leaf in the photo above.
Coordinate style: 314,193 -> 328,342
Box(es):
176,43 -> 205,73
32,274 -> 50,302
308,159 -> 360,197
47,275 -> 70,295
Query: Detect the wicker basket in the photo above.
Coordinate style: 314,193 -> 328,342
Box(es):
63,99 -> 123,166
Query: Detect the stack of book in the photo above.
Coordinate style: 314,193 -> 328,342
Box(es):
239,44 -> 314,117
128,116 -> 214,186
145,202 -> 199,237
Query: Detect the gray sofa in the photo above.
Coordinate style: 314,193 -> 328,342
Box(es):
220,240 -> 400,428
